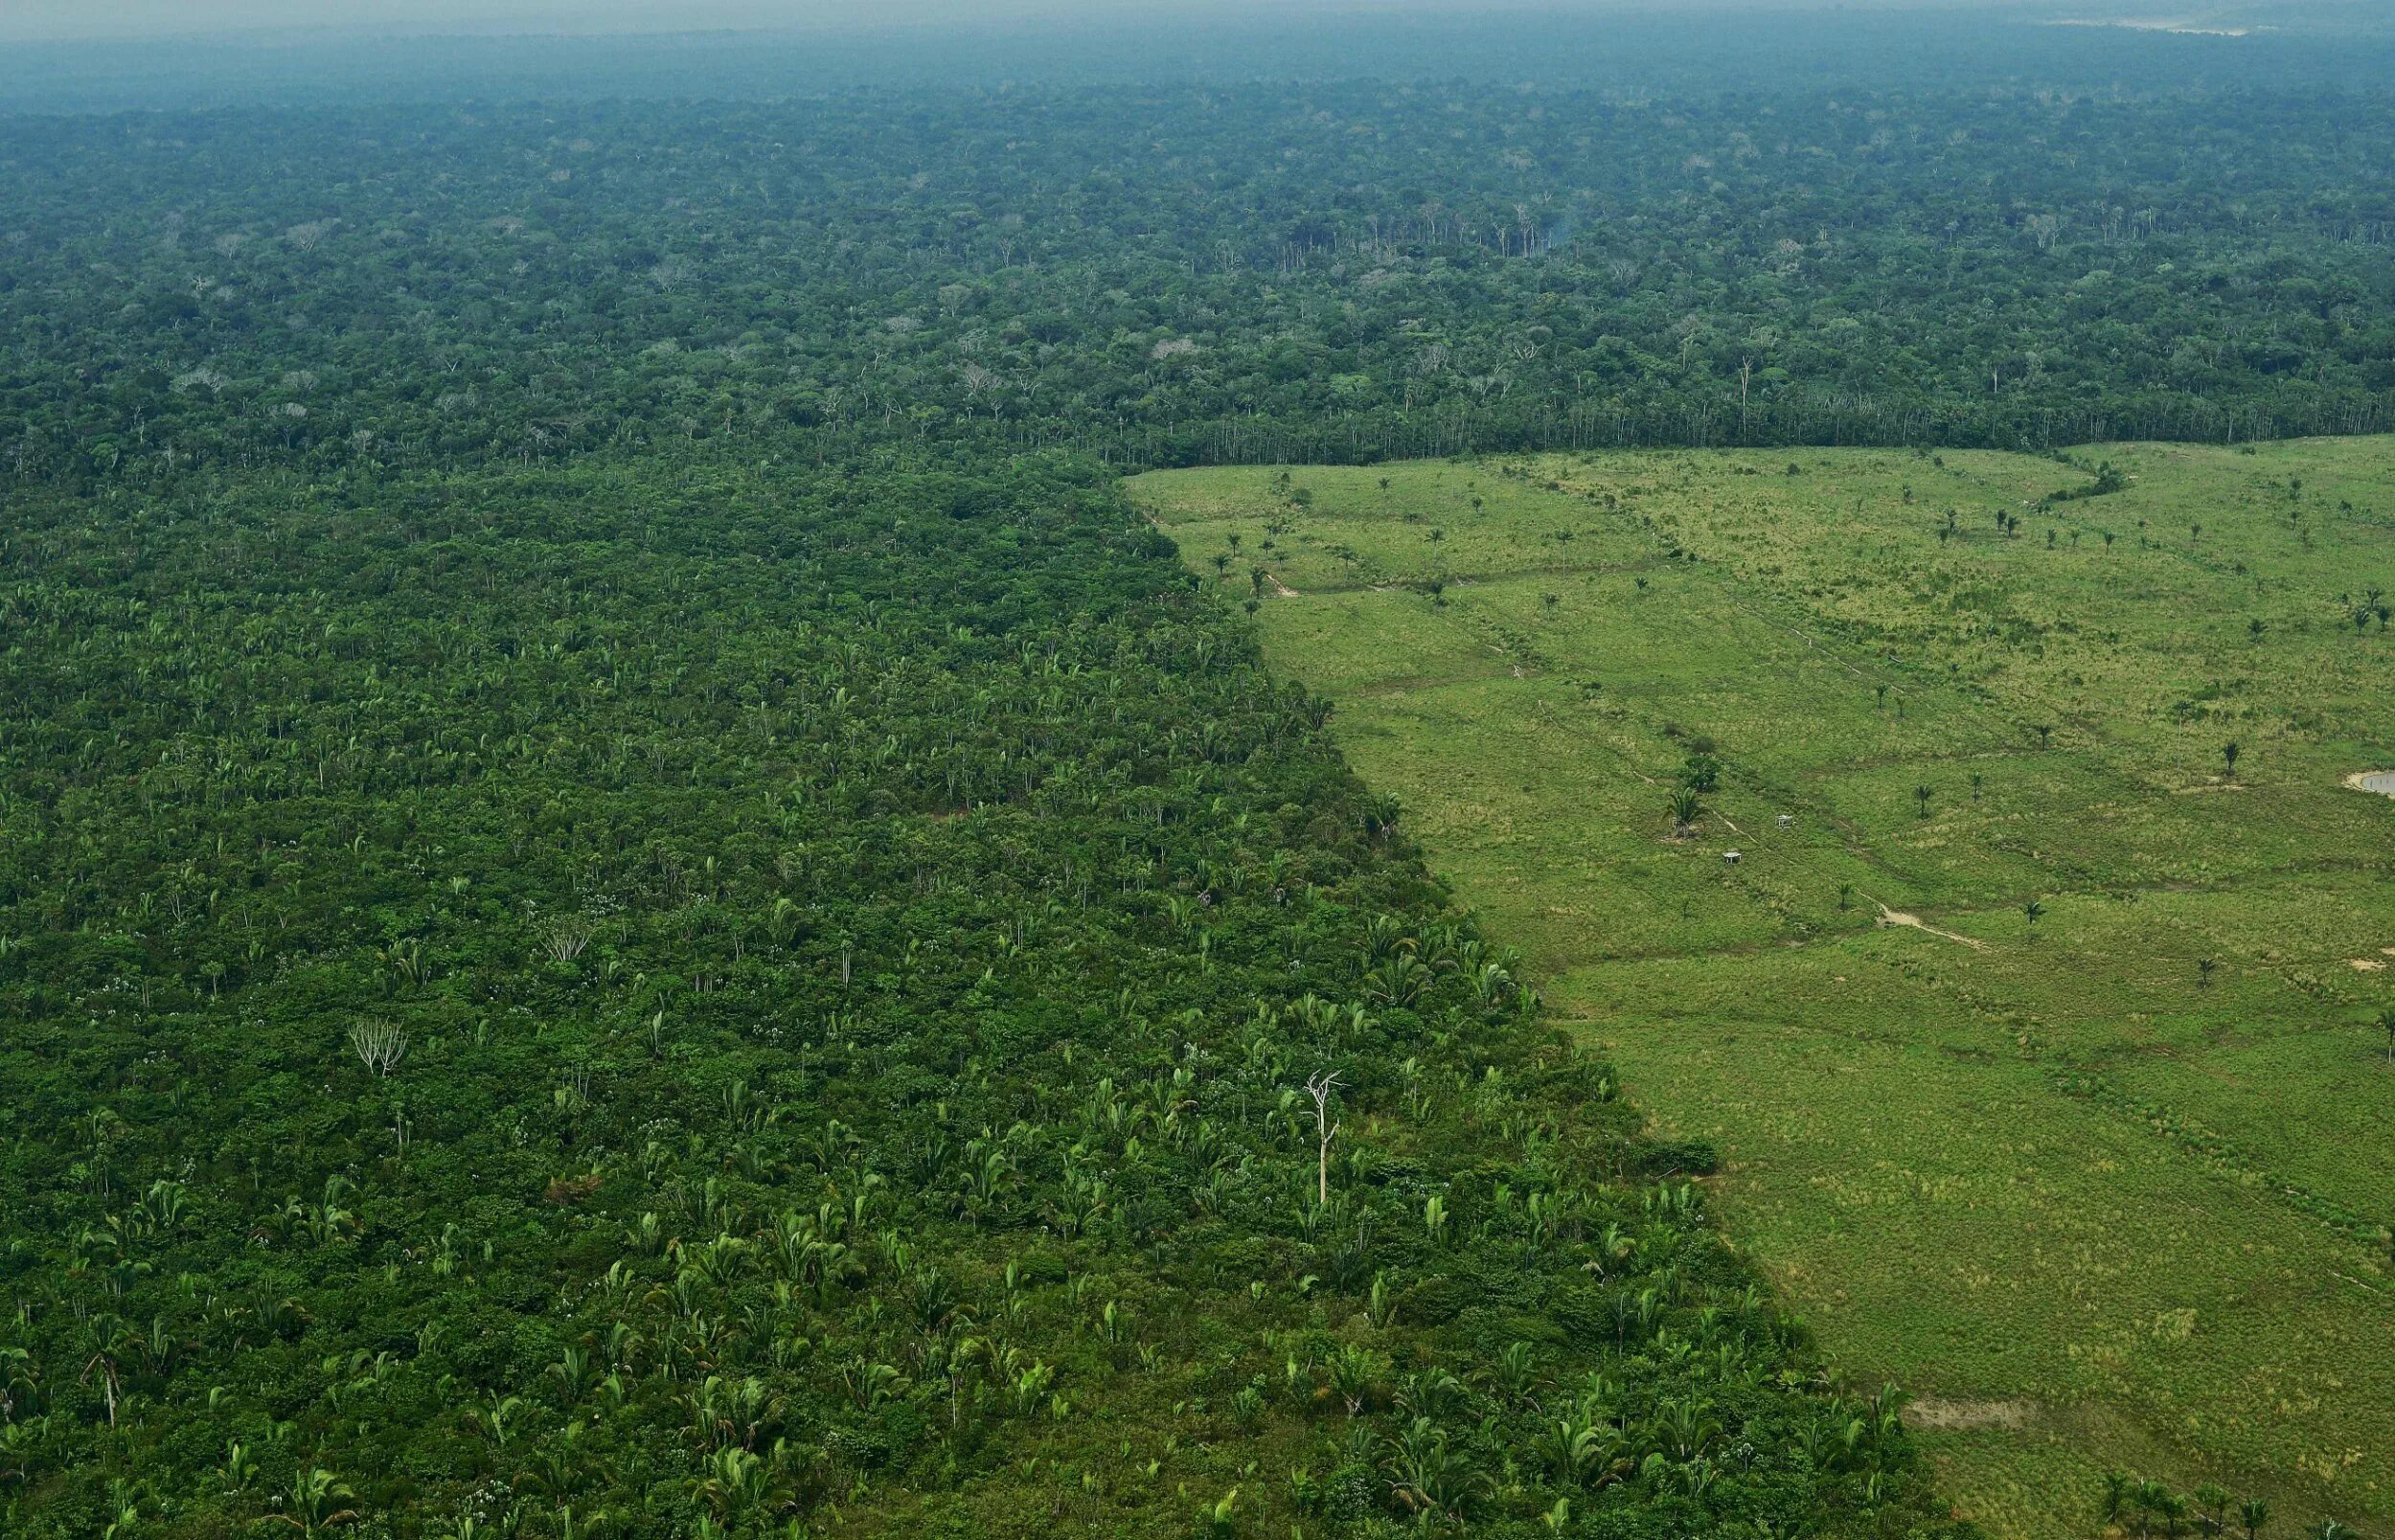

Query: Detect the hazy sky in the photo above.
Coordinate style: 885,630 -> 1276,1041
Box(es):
0,0 -> 2079,44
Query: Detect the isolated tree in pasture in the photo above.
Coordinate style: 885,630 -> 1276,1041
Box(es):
1913,784 -> 1934,819
1668,788 -> 1701,837
2222,740 -> 2241,779
2022,898 -> 2044,934
2238,1498 -> 2270,1540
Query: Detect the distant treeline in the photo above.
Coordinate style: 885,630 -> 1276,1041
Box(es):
6,80 -> 2395,490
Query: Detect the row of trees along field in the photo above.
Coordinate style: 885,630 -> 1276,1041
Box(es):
6,83 -> 2395,494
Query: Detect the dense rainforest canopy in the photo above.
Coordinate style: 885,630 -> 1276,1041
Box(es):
7,78 -> 2395,494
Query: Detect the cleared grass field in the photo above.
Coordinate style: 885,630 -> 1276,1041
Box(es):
1130,441 -> 2395,1540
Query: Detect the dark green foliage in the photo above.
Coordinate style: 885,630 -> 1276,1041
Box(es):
1626,1142 -> 1722,1182
9,83 -> 2395,497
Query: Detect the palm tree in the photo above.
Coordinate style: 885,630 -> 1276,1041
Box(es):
2133,1479 -> 2171,1540
2194,1484 -> 2230,1538
2023,898 -> 2045,934
2378,1007 -> 2395,1064
1669,788 -> 1701,837
275,1468 -> 360,1533
2101,1472 -> 2133,1529
1914,784 -> 1935,819
2223,740 -> 2241,779
2237,1498 -> 2270,1540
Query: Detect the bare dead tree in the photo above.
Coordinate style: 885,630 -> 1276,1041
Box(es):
542,917 -> 594,963
349,1018 -> 409,1079
1304,1070 -> 1344,1205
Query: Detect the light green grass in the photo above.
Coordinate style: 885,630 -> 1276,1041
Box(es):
1130,442 -> 2395,1540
